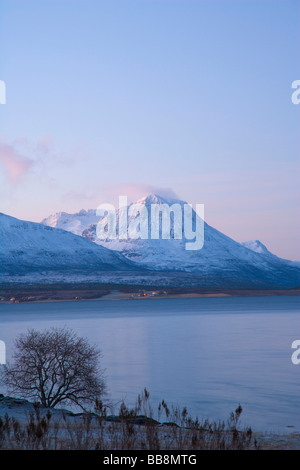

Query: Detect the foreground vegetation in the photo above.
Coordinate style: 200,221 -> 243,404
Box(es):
0,389 -> 261,450
3,327 -> 298,450
1,327 -> 259,449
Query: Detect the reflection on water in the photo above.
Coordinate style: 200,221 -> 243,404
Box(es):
0,296 -> 299,432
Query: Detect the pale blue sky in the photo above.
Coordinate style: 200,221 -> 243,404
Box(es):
0,0 -> 299,259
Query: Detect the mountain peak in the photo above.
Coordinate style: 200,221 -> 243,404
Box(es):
242,240 -> 272,256
41,209 -> 99,236
136,193 -> 183,206
137,193 -> 165,204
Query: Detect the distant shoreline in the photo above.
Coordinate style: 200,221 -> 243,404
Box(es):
0,285 -> 299,304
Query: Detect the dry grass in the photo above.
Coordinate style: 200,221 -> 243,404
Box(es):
0,389 -> 262,450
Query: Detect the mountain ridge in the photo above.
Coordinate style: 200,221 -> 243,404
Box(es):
38,194 -> 300,288
0,212 -> 134,276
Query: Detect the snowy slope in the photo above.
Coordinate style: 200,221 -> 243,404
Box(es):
242,240 -> 276,257
40,194 -> 300,288
80,194 -> 277,269
242,240 -> 300,268
79,194 -> 300,287
41,209 -> 99,236
0,213 -> 132,276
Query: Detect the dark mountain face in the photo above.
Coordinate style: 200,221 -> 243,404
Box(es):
2,196 -> 300,290
0,212 -> 134,276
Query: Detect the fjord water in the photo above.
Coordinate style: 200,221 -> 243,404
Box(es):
0,296 -> 299,433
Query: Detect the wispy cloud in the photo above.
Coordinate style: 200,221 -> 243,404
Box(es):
0,135 -> 74,184
99,183 -> 180,204
0,141 -> 33,183
59,183 -> 180,214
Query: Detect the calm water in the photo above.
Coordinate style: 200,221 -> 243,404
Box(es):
0,296 -> 299,433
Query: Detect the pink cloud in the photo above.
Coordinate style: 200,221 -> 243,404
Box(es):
0,142 -> 33,183
0,134 -> 59,184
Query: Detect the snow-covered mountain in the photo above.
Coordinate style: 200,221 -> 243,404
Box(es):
41,209 -> 99,236
0,212 -> 133,277
242,240 -> 300,268
39,194 -> 300,288
78,194 -> 300,288
241,240 -> 277,257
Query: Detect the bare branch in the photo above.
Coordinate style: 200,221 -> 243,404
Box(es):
3,327 -> 106,410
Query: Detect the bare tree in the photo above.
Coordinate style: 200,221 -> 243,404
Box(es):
3,327 -> 106,410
